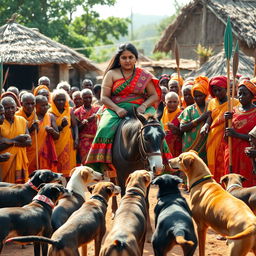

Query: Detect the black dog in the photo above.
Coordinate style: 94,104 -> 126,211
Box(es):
3,183 -> 70,256
0,169 -> 63,208
152,174 -> 197,256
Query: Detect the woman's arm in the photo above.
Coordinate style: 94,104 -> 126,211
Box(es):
46,113 -> 60,140
71,109 -> 79,149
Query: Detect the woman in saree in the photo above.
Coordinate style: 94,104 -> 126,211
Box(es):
224,80 -> 256,186
85,43 -> 170,177
178,76 -> 210,163
49,89 -> 78,177
200,76 -> 239,182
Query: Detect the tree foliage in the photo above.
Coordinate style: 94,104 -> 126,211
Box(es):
0,0 -> 129,56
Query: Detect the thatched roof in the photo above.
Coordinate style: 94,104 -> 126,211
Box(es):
0,21 -> 102,74
154,0 -> 256,52
187,50 -> 254,78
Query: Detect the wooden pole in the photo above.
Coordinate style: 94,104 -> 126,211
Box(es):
34,113 -> 39,170
224,17 -> 233,173
231,42 -> 239,110
254,49 -> 256,77
174,38 -> 182,107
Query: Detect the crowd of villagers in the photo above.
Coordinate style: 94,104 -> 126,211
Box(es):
0,62 -> 255,189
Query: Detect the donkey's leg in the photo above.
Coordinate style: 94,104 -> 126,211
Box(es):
110,177 -> 118,217
146,185 -> 153,243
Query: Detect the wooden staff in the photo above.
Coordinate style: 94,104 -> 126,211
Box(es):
224,17 -> 233,173
0,58 -> 3,97
254,49 -> 256,77
34,112 -> 39,170
174,38 -> 182,107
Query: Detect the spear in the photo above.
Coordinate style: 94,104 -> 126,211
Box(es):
254,49 -> 256,77
174,38 -> 182,107
2,67 -> 9,89
0,58 -> 3,97
224,17 -> 233,173
231,42 -> 239,110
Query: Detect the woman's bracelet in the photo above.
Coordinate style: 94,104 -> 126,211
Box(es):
142,103 -> 147,108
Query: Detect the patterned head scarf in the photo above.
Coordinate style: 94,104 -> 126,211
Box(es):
238,79 -> 256,96
191,76 -> 209,96
209,76 -> 227,98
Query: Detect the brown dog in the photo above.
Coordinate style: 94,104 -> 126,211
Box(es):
7,181 -> 120,256
169,151 -> 256,256
220,173 -> 256,214
51,166 -> 104,230
100,169 -> 153,256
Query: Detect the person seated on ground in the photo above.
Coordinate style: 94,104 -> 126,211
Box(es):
27,95 -> 59,174
158,74 -> 170,89
245,127 -> 256,174
7,86 -> 19,99
200,76 -> 239,183
224,79 -> 256,186
0,97 -> 31,183
157,86 -> 168,120
85,43 -> 170,178
161,91 -> 182,158
74,89 -> 99,164
72,91 -> 83,110
92,84 -> 103,106
181,82 -> 195,108
178,76 -> 210,163
49,89 -> 78,177
81,79 -> 93,90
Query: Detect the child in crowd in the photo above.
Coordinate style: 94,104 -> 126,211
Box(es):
245,126 -> 256,174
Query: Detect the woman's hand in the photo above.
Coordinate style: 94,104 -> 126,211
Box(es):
245,147 -> 256,158
200,123 -> 210,136
137,104 -> 147,114
115,107 -> 127,118
224,111 -> 233,120
225,127 -> 237,138
61,117 -> 68,128
0,152 -> 11,162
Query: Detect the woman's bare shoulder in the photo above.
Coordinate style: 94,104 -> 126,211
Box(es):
105,69 -> 122,81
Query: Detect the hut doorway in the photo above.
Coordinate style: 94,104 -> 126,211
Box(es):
3,64 -> 39,91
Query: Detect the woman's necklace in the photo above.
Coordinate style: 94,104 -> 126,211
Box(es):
120,67 -> 135,82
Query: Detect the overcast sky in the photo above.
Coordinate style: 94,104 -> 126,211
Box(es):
92,0 -> 191,18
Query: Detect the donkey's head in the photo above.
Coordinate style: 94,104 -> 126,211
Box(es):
135,109 -> 165,175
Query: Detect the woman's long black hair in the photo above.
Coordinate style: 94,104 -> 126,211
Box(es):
104,43 -> 139,76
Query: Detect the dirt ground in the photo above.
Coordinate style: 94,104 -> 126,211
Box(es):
2,185 -> 254,256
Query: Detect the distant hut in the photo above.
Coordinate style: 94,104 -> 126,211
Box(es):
154,0 -> 256,59
187,50 -> 254,78
0,21 -> 102,90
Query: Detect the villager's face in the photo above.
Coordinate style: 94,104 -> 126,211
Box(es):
37,89 -> 50,101
82,93 -> 92,108
160,87 -> 168,102
211,85 -> 227,100
81,82 -> 93,90
183,88 -> 194,106
238,85 -> 254,106
119,50 -> 136,71
22,97 -> 35,115
74,95 -> 83,108
3,102 -> 16,120
36,99 -> 49,116
160,79 -> 169,88
166,96 -> 179,112
168,82 -> 179,94
0,108 -> 5,125
54,94 -> 66,111
193,90 -> 207,106
39,79 -> 50,87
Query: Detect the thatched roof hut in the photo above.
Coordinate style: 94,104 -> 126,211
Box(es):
0,21 -> 102,90
154,0 -> 256,59
187,50 -> 254,78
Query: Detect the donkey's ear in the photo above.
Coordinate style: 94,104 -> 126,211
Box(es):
134,107 -> 147,124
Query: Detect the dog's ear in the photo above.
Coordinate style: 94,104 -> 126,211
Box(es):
106,184 -> 114,195
125,175 -> 131,186
151,176 -> 160,185
69,168 -> 76,176
220,175 -> 228,186
143,173 -> 151,184
173,176 -> 183,184
239,175 -> 247,183
182,155 -> 195,168
37,183 -> 46,190
39,171 -> 51,183
81,170 -> 88,181
29,170 -> 37,178
87,184 -> 95,194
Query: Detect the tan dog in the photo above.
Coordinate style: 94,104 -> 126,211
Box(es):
6,181 -> 120,256
51,166 -> 104,230
169,151 -> 256,256
100,170 -> 153,256
220,173 -> 256,214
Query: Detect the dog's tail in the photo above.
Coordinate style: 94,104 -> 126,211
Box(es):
102,240 -> 138,256
175,236 -> 194,246
226,224 -> 256,240
6,236 -> 57,245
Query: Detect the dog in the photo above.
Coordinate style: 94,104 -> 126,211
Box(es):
7,181 -> 120,256
2,183 -> 69,256
100,169 -> 153,256
220,173 -> 256,214
51,166 -> 104,230
0,169 -> 63,208
151,174 -> 197,256
169,150 -> 256,256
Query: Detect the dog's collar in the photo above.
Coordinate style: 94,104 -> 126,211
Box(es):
189,175 -> 213,191
126,187 -> 145,197
26,180 -> 39,192
90,195 -> 108,207
226,183 -> 242,192
33,195 -> 55,209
